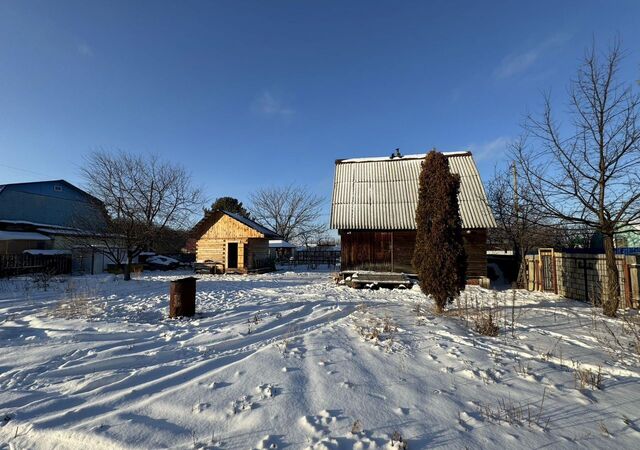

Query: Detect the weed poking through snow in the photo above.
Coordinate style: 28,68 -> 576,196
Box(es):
478,388 -> 550,430
474,311 -> 499,336
573,362 -> 603,390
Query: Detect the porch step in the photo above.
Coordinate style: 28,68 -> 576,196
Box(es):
342,271 -> 414,290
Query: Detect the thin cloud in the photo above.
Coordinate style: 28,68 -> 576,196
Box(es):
468,136 -> 512,161
494,33 -> 571,79
252,91 -> 295,117
77,43 -> 94,57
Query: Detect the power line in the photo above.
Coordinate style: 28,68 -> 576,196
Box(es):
0,163 -> 50,178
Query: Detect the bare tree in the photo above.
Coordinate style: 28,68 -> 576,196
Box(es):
80,151 -> 203,280
487,159 -> 569,286
513,41 -> 640,316
249,185 -> 326,244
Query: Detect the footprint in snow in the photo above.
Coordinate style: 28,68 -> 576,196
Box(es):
394,407 -> 410,416
299,410 -> 340,437
256,383 -> 275,399
193,402 -> 210,413
457,411 -> 479,431
208,381 -> 231,389
459,368 -> 482,381
254,434 -> 281,449
229,395 -> 254,415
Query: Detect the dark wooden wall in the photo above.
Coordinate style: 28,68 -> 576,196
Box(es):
464,229 -> 488,277
339,229 -> 487,277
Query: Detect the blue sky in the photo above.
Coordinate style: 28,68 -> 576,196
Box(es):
1,0 -> 639,221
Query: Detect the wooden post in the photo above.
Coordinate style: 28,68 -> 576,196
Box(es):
552,253 -> 558,295
624,259 -> 632,308
583,258 -> 589,303
169,277 -> 197,318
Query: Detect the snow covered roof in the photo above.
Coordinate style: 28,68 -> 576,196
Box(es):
331,151 -> 496,230
337,151 -> 470,163
269,239 -> 296,248
36,227 -> 92,236
0,230 -> 51,241
23,249 -> 71,255
0,219 -> 75,229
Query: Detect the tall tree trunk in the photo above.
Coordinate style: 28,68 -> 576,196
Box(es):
517,254 -> 528,289
123,256 -> 132,281
602,233 -> 619,317
513,242 -> 524,288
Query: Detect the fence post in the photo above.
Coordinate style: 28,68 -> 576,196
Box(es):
627,256 -> 640,309
552,254 -> 558,294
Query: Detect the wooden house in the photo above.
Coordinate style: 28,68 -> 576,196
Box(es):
192,210 -> 280,274
330,151 -> 496,281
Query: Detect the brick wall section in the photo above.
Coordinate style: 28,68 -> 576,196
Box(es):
526,252 -> 640,308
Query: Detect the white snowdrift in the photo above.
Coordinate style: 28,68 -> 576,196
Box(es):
0,270 -> 639,449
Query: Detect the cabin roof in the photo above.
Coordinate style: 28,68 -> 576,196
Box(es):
192,210 -> 280,239
330,151 -> 496,230
269,239 -> 296,248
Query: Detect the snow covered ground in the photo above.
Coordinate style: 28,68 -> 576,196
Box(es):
1,269 -> 639,449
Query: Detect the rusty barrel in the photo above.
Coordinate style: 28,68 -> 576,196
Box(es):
169,277 -> 197,318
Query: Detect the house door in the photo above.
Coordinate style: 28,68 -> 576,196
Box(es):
227,243 -> 238,269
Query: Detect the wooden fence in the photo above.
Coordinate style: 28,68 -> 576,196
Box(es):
0,254 -> 72,278
282,250 -> 340,268
525,249 -> 640,309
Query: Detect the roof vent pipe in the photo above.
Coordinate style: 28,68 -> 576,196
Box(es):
390,148 -> 402,159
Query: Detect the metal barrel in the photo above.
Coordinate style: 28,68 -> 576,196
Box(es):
169,277 -> 197,318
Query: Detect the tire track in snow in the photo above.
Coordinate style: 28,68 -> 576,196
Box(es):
26,302 -> 355,431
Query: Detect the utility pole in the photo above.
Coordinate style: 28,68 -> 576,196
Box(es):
512,161 -> 519,214
512,161 -> 524,287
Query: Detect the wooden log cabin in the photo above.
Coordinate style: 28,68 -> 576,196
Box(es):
330,151 -> 496,281
192,210 -> 280,274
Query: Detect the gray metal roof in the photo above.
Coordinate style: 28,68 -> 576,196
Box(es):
330,152 -> 496,230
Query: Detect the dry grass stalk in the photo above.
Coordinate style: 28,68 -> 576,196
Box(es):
478,388 -> 550,429
573,362 -> 603,390
474,311 -> 499,336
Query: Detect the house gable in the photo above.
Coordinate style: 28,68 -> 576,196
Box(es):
200,212 -> 266,240
0,180 -> 106,229
192,210 -> 279,241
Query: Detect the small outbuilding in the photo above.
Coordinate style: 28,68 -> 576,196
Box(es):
268,239 -> 297,261
192,210 -> 280,274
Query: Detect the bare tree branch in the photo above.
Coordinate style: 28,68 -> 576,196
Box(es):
249,185 -> 326,244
